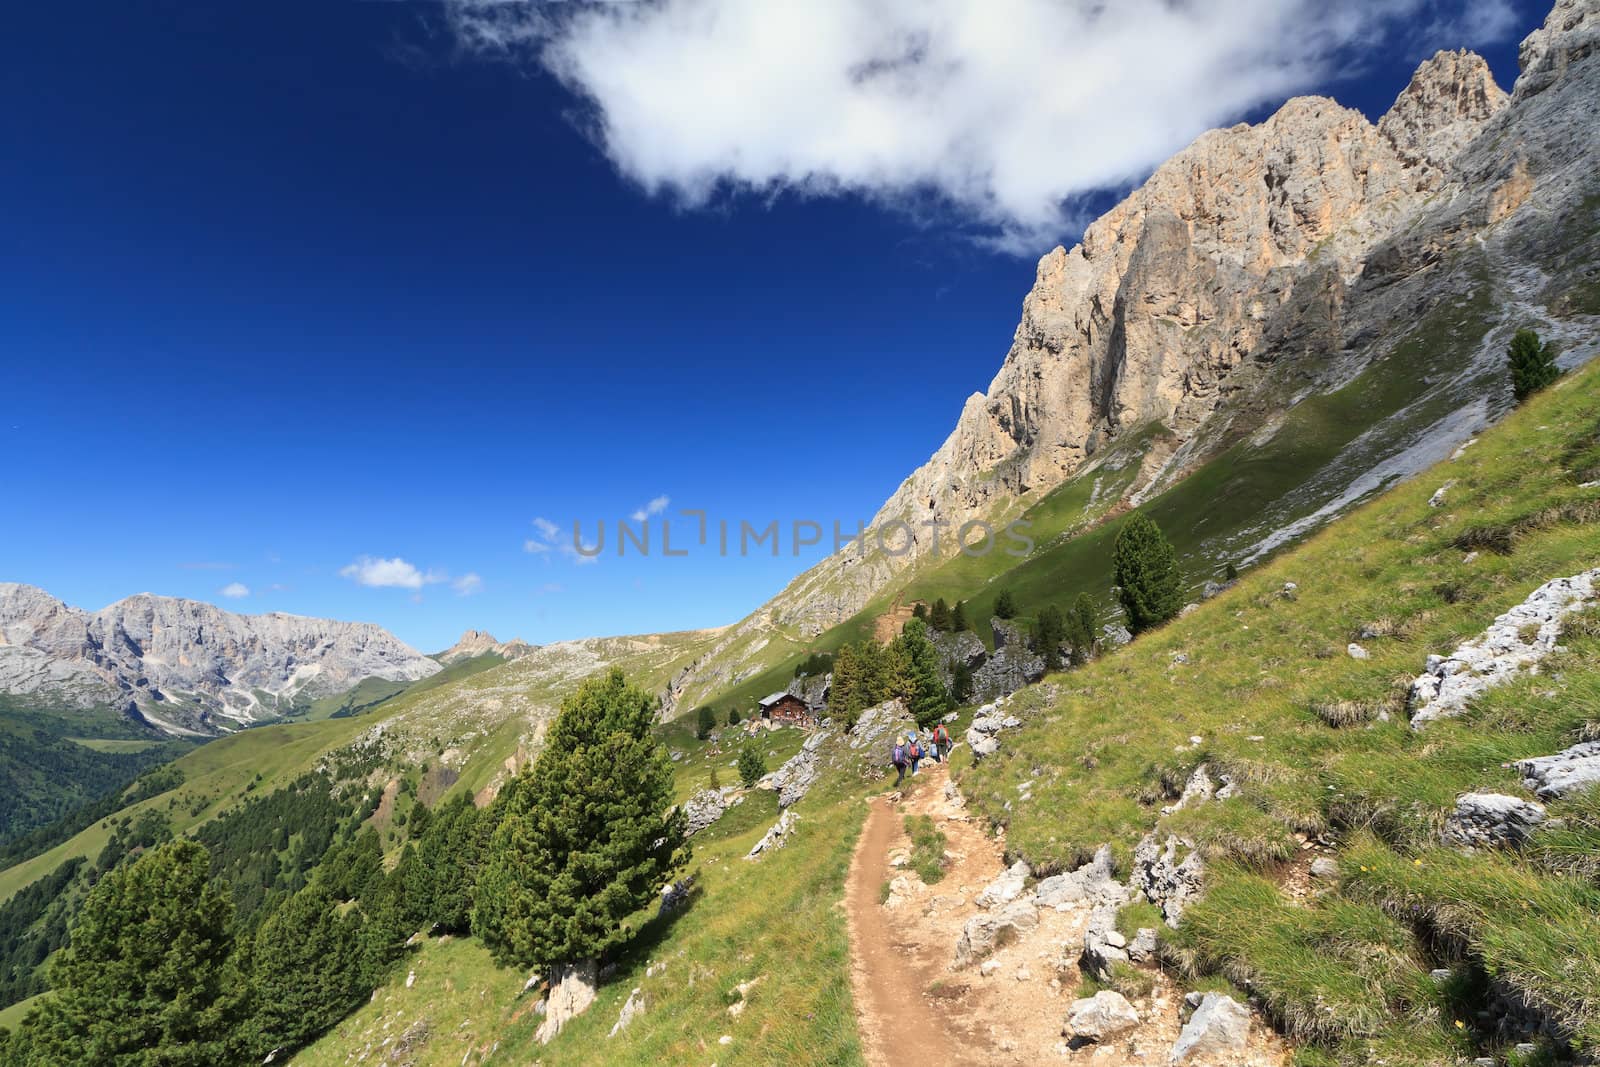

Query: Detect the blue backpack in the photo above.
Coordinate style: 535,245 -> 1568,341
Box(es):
892,743 -> 906,766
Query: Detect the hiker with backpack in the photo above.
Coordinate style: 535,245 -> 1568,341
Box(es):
906,732 -> 923,776
891,735 -> 908,787
931,721 -> 951,762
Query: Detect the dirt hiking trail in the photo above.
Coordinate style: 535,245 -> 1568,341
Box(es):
845,760 -> 1288,1067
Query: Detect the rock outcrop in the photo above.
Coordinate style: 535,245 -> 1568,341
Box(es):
1408,569 -> 1600,727
1066,990 -> 1141,1043
1441,792 -> 1548,850
0,582 -> 440,735
1515,741 -> 1600,799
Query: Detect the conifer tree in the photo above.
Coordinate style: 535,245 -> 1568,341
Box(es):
25,839 -> 252,1066
1112,513 -> 1184,635
895,619 -> 952,730
951,600 -> 968,632
737,746 -> 766,788
1032,605 -> 1066,671
950,658 -> 974,705
912,602 -> 928,621
993,588 -> 1017,619
727,708 -> 741,726
249,883 -> 364,1056
695,705 -> 716,740
473,669 -> 686,972
929,598 -> 952,631
1064,593 -> 1099,665
415,794 -> 484,934
1507,327 -> 1560,403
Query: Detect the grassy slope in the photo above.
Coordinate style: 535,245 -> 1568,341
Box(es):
962,359 -> 1600,1063
297,732 -> 873,1067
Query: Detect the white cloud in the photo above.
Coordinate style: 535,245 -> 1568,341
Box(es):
453,572 -> 484,596
629,494 -> 670,523
447,0 -> 1522,250
526,516 -> 601,565
339,556 -> 444,590
219,582 -> 250,599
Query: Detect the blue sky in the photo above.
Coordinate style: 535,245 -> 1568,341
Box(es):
2,0 -> 1545,652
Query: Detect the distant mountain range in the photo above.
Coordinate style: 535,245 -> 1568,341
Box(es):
0,583 -> 440,735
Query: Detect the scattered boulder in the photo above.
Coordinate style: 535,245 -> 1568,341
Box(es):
1515,741 -> 1600,799
1065,990 -> 1141,1042
1347,643 -> 1371,660
1429,480 -> 1458,508
536,959 -> 599,1044
1409,568 -> 1600,728
1201,579 -> 1237,600
953,899 -> 1039,968
1079,902 -> 1129,981
607,987 -> 646,1038
1170,993 -> 1251,1063
746,811 -> 799,859
975,860 -> 1031,909
1309,857 -> 1340,881
1131,926 -> 1161,963
1441,792 -> 1547,850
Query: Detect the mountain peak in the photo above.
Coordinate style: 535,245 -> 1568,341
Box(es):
1378,49 -> 1508,184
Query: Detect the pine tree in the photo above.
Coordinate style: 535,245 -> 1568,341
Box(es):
737,746 -> 766,788
1224,561 -> 1239,582
1032,605 -> 1066,671
25,839 -> 252,1066
1508,328 -> 1560,403
951,600 -> 968,632
695,706 -> 716,740
415,794 -> 484,934
248,884 -> 364,1056
472,669 -> 686,972
1065,593 -> 1099,665
896,619 -> 952,730
950,658 -> 974,705
993,589 -> 1017,619
728,708 -> 741,726
912,603 -> 928,621
1112,513 -> 1184,635
929,598 -> 952,631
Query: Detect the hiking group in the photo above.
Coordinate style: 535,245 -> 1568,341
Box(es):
890,722 -> 951,786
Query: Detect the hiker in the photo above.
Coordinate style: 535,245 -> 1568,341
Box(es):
907,732 -> 923,776
891,734 -> 908,787
931,721 -> 951,762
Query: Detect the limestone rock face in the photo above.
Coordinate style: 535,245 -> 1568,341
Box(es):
635,1 -> 1599,678
0,582 -> 440,735
1378,50 -> 1509,183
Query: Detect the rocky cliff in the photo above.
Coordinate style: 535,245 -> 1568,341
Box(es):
751,1 -> 1600,639
0,583 -> 441,735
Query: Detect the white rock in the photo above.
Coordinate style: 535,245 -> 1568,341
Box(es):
1170,993 -> 1250,1063
1066,990 -> 1141,1041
